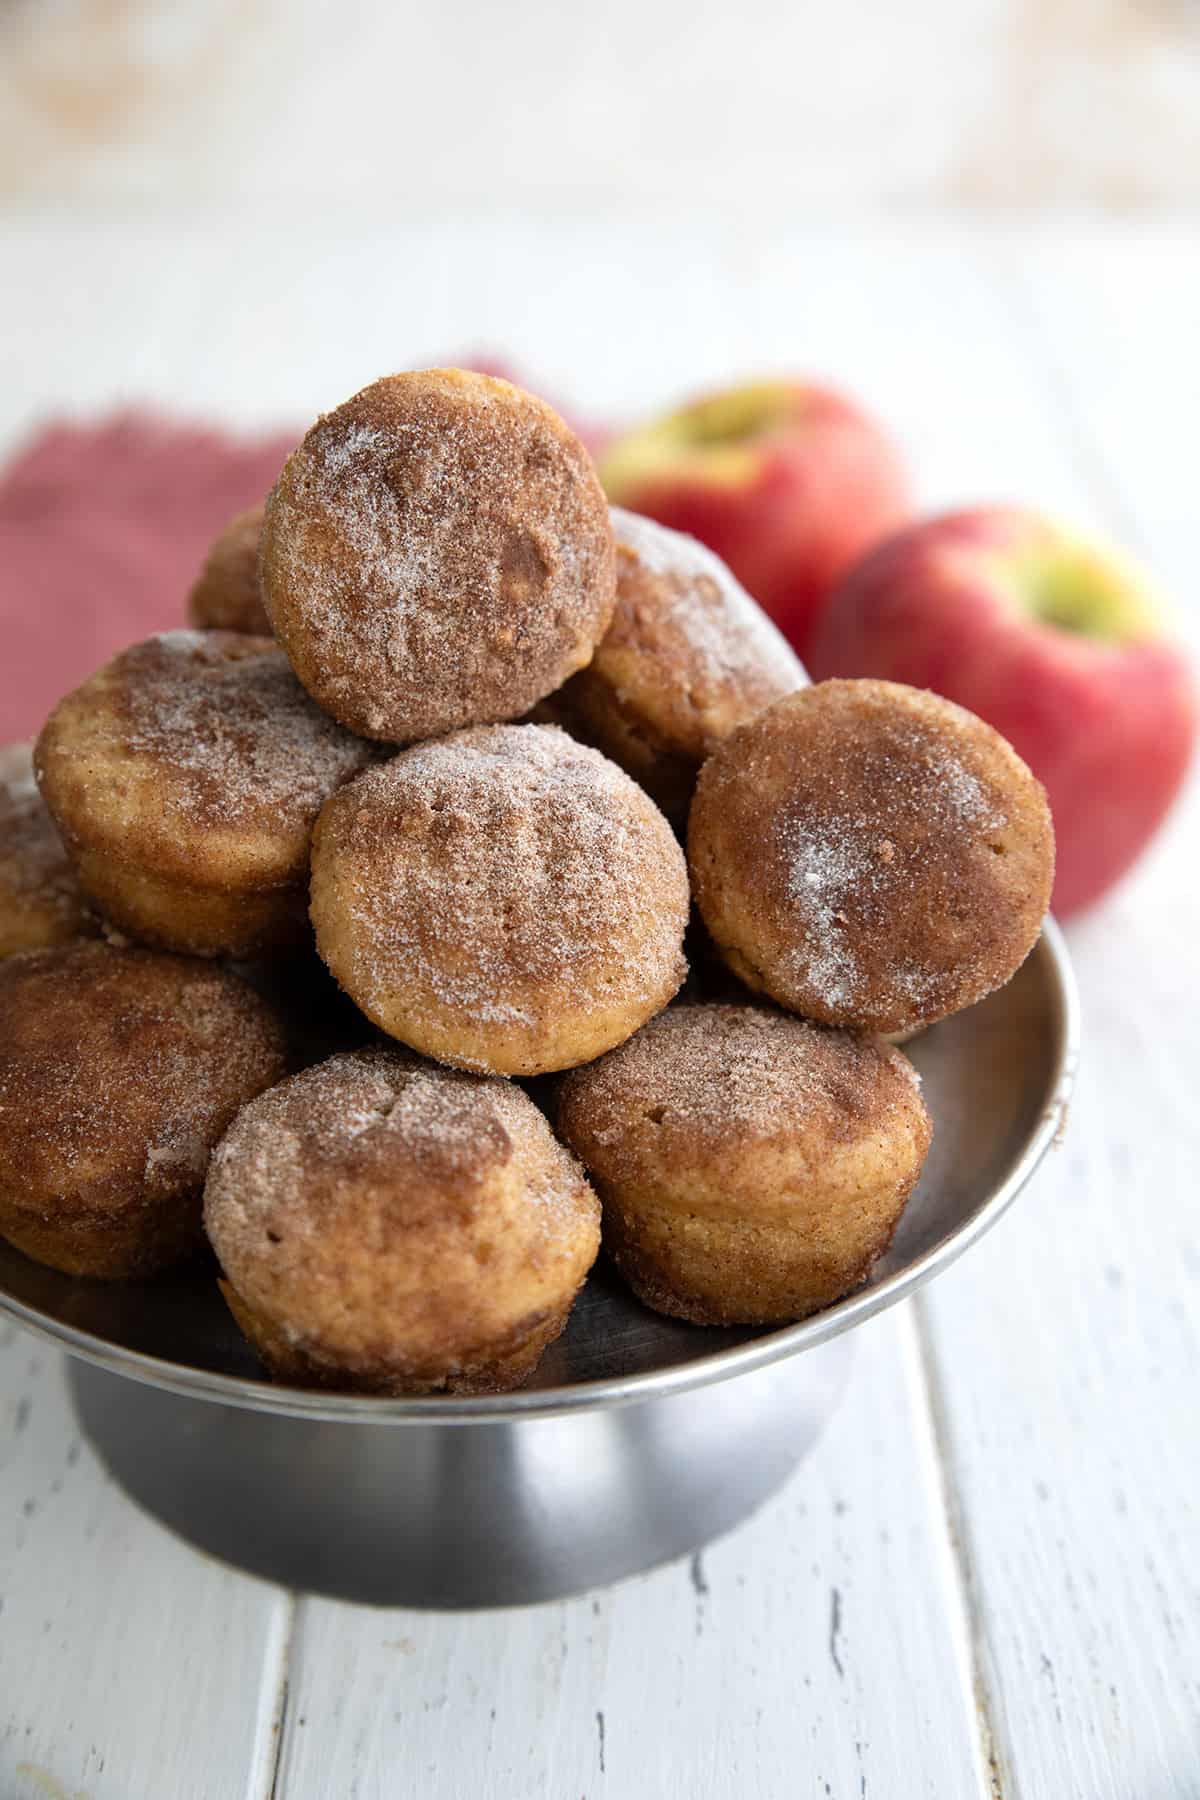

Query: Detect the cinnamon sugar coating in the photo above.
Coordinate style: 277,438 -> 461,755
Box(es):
204,1047 -> 600,1394
688,680 -> 1054,1035
558,1002 -> 932,1325
310,724 -> 689,1076
35,630 -> 381,957
541,509 -> 806,826
0,942 -> 288,1278
261,370 -> 617,742
0,743 -> 96,957
186,503 -> 271,634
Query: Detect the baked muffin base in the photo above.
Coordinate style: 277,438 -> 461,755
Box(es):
601,1202 -> 900,1328
220,1280 -> 577,1396
75,845 -> 310,959
0,1190 -> 204,1280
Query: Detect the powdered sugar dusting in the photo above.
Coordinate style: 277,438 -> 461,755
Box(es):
262,373 -> 615,742
316,725 -> 688,1062
560,1001 -> 926,1163
779,725 -> 1010,1012
610,506 -> 807,697
784,825 -> 869,1012
0,942 -> 287,1204
117,632 -> 380,829
205,1046 -> 596,1271
144,1125 -> 210,1183
288,421 -> 424,663
934,750 -> 998,826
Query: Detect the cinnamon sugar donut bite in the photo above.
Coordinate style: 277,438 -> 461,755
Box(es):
688,680 -> 1055,1036
542,509 -> 806,826
36,631 -> 380,958
0,743 -> 96,957
186,503 -> 271,634
310,724 -> 689,1076
0,942 -> 288,1278
204,1047 -> 601,1394
558,1003 -> 932,1326
261,370 -> 617,742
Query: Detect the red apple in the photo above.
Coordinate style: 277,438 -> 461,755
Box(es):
808,507 -> 1197,915
598,379 -> 910,658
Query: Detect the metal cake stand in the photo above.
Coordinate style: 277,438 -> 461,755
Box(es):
0,923 -> 1078,1608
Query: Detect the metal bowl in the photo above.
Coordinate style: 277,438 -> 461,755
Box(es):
0,923 -> 1078,1607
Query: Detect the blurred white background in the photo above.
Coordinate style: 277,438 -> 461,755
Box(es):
2,0 -> 1199,210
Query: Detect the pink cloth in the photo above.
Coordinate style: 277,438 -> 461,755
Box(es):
0,414 -> 295,742
0,372 -> 608,745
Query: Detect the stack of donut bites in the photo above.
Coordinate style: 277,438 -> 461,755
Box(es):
0,371 -> 1055,1395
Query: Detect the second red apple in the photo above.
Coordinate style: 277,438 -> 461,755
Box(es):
809,507 -> 1197,915
599,380 -> 910,659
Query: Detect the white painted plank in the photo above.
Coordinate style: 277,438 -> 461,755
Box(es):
902,235 -> 1200,1800
0,1327 -> 291,1800
273,1310 -> 988,1800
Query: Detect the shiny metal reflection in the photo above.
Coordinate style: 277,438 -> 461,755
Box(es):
2,922 -> 1077,1605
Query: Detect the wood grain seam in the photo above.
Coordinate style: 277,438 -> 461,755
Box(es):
257,1589 -> 299,1800
911,1296 -> 1009,1800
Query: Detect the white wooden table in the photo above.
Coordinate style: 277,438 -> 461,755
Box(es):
1,215 -> 1196,1800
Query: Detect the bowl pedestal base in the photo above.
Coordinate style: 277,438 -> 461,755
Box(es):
69,1338 -> 854,1609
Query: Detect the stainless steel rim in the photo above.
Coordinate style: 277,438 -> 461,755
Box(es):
0,920 -> 1079,1425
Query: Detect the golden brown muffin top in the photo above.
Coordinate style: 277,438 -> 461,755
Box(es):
0,742 -> 95,951
593,508 -> 806,759
36,631 -> 381,893
689,679 -> 1054,1034
204,1046 -> 600,1363
311,724 -> 689,1070
261,370 -> 617,742
0,941 -> 288,1212
186,503 -> 271,635
559,1000 -> 926,1176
